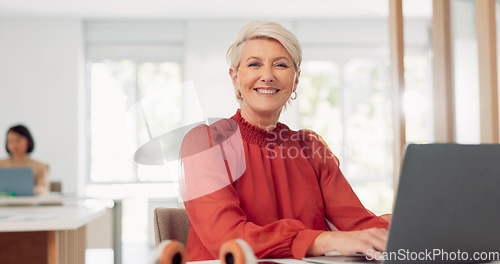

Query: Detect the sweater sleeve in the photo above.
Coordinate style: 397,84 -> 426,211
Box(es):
33,162 -> 50,195
184,185 -> 323,259
180,123 -> 323,260
299,130 -> 389,231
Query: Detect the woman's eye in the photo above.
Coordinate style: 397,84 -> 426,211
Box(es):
276,63 -> 289,68
248,63 -> 260,67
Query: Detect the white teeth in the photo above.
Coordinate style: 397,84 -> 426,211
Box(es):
256,89 -> 278,94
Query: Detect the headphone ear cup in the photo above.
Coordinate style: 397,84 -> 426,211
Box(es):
220,239 -> 257,264
153,240 -> 187,264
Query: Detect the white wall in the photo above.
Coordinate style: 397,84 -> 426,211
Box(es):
0,18 -> 85,194
183,21 -> 243,121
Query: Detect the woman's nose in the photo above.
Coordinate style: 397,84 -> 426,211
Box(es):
260,67 -> 275,82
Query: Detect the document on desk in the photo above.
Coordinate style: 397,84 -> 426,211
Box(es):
0,213 -> 56,222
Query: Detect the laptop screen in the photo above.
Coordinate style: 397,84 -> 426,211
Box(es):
385,144 -> 500,263
0,168 -> 35,196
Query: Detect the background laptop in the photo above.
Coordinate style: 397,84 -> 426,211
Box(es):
304,144 -> 500,264
0,168 -> 35,196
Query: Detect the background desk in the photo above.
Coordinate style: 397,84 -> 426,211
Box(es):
0,205 -> 105,264
0,194 -> 79,206
0,195 -> 124,264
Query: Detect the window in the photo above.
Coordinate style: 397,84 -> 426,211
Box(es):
85,21 -> 185,184
296,17 -> 433,215
404,52 -> 434,143
89,59 -> 182,183
299,59 -> 393,214
85,21 -> 186,249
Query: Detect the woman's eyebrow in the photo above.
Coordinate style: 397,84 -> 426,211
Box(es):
274,57 -> 291,62
245,56 -> 291,62
245,56 -> 261,62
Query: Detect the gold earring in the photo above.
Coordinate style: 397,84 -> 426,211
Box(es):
236,90 -> 243,100
290,91 -> 297,100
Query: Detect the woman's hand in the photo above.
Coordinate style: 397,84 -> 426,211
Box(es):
307,228 -> 388,256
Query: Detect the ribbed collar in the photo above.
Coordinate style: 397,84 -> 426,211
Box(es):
230,109 -> 290,148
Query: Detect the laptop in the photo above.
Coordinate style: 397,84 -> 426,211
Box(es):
0,168 -> 35,196
304,144 -> 500,263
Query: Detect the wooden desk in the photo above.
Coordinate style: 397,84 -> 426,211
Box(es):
0,195 -> 124,264
0,205 -> 106,264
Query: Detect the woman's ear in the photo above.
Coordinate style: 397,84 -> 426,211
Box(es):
229,68 -> 239,88
293,69 -> 301,92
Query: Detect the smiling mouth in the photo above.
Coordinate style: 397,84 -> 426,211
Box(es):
254,88 -> 279,95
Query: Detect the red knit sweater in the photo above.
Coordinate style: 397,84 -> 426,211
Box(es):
180,109 -> 388,261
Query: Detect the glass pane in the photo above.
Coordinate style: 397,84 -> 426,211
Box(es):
452,0 -> 480,143
299,59 -> 393,214
404,54 -> 433,143
343,59 -> 393,214
298,61 -> 343,160
403,0 -> 433,143
137,161 -> 181,182
297,13 -> 395,214
90,60 -> 183,183
135,62 -> 182,182
90,60 -> 137,182
343,59 -> 392,181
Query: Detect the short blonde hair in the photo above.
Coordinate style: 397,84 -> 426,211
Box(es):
227,20 -> 302,71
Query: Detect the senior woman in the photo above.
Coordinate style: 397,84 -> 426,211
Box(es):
180,20 -> 390,261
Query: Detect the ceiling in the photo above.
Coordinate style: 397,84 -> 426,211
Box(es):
0,0 -> 432,20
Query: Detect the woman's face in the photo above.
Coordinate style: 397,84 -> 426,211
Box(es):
7,131 -> 29,156
230,38 -> 299,118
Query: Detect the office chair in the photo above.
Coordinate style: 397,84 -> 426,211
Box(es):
50,181 -> 62,192
153,207 -> 190,246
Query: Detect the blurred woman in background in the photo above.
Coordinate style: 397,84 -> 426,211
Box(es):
0,124 -> 50,195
